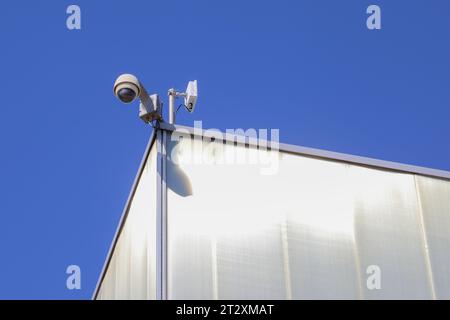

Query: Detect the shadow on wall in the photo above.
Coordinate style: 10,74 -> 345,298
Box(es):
166,139 -> 193,197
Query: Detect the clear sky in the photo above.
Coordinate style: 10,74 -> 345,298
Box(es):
0,1 -> 449,299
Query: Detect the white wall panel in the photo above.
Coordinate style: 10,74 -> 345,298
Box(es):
97,143 -> 157,300
350,167 -> 433,299
416,175 -> 450,299
281,155 -> 360,299
167,137 -> 287,299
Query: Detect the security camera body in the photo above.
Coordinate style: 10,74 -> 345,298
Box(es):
114,74 -> 162,123
184,80 -> 198,113
114,74 -> 141,103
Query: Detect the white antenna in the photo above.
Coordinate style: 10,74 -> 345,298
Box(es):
168,80 -> 198,124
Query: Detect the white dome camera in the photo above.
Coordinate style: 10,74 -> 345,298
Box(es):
113,74 -> 141,104
113,73 -> 162,123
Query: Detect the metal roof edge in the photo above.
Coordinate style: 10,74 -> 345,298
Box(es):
160,122 -> 450,181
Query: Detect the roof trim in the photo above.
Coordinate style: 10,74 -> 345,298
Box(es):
159,122 -> 450,180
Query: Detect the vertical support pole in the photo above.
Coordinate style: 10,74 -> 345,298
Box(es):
168,89 -> 176,125
156,128 -> 168,300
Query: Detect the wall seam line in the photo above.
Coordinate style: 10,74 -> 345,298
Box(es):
414,174 -> 437,300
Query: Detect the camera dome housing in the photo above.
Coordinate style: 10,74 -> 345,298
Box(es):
114,74 -> 141,104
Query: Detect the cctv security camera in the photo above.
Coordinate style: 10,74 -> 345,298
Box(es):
114,74 -> 141,103
113,73 -> 162,123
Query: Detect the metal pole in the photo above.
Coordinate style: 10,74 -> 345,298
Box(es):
156,128 -> 168,300
168,88 -> 176,124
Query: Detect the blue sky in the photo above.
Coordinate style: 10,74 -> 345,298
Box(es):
0,1 -> 449,299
